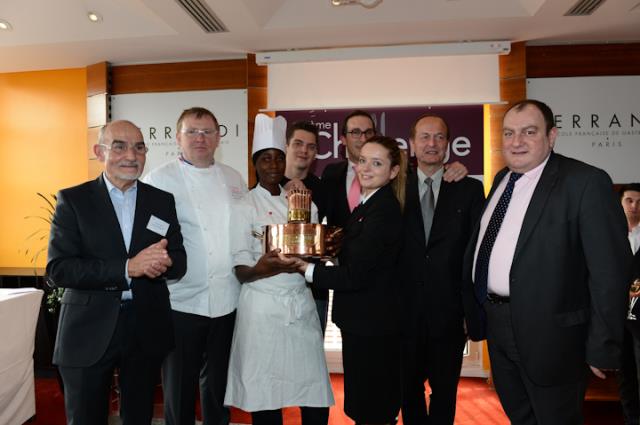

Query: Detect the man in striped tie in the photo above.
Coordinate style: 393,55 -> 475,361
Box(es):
462,99 -> 631,425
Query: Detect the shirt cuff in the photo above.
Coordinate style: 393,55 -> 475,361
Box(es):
304,263 -> 315,283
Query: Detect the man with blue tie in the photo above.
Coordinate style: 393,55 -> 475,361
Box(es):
462,99 -> 631,425
47,120 -> 187,424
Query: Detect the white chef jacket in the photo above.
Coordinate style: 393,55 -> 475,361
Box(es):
224,185 -> 334,411
143,158 -> 247,318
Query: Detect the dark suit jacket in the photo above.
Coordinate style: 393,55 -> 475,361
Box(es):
461,152 -> 631,386
322,161 -> 351,227
400,171 -> 484,338
313,184 -> 402,336
47,175 -> 187,368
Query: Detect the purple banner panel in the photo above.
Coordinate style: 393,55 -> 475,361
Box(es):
277,105 -> 484,176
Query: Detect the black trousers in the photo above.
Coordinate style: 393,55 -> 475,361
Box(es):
59,303 -> 162,425
401,311 -> 466,425
617,324 -> 640,425
252,407 -> 329,425
162,309 -> 236,425
485,301 -> 587,425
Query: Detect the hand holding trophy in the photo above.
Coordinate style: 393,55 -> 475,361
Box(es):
260,188 -> 342,262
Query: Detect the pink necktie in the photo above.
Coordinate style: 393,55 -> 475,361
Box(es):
348,166 -> 361,212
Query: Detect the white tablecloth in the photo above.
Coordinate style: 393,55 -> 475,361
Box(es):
0,288 -> 43,425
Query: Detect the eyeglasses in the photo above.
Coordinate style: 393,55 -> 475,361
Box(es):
346,128 -> 375,139
100,141 -> 148,155
181,128 -> 219,138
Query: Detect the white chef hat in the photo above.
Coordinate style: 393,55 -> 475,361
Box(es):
252,113 -> 287,159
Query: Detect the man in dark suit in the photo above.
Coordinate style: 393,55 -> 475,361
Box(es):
462,99 -> 631,424
400,114 -> 484,425
616,183 -> 640,425
322,110 -> 376,227
323,110 -> 469,228
47,120 -> 187,425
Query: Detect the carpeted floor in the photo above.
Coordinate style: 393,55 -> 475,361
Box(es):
30,372 -> 624,424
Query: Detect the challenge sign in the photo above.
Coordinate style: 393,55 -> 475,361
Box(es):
277,105 -> 483,178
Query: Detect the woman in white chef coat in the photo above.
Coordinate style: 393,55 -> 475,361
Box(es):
224,114 -> 334,425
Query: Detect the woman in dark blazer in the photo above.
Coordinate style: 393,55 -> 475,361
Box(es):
297,136 -> 406,425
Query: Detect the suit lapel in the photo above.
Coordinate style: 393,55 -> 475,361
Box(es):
513,153 -> 560,263
94,175 -> 128,256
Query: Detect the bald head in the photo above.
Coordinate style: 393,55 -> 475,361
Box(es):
94,120 -> 146,191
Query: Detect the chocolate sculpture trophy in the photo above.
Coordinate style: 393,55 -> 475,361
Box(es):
262,187 -> 330,259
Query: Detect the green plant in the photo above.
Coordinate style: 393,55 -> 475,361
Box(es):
22,192 -> 57,266
21,192 -> 62,313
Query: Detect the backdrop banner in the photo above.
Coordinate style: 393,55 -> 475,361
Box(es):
277,105 -> 483,178
111,89 -> 248,181
527,76 -> 640,183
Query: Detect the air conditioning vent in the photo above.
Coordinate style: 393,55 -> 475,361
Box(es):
176,0 -> 228,33
565,0 -> 606,16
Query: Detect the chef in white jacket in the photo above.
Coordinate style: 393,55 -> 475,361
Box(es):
224,114 -> 334,425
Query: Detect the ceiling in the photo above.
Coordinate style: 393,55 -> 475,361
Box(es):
0,0 -> 639,73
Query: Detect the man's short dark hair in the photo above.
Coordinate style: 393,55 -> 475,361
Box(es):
505,99 -> 555,134
286,121 -> 318,145
176,107 -> 219,133
341,110 -> 376,136
410,114 -> 450,140
620,183 -> 640,198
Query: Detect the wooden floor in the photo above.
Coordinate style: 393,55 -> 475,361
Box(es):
31,373 -> 624,424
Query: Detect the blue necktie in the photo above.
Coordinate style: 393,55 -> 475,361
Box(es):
474,172 -> 523,303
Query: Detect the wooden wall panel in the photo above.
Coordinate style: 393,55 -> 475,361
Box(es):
86,62 -> 110,180
246,54 -> 269,188
111,59 -> 247,94
86,62 -> 109,96
500,41 -> 526,79
527,43 -> 640,78
87,127 -> 102,180
247,53 -> 268,88
486,42 -> 527,184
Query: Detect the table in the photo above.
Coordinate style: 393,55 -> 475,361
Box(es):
0,288 -> 44,425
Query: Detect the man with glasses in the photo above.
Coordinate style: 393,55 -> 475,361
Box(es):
322,110 -> 376,227
323,110 -> 468,228
47,120 -> 186,424
143,107 -> 247,425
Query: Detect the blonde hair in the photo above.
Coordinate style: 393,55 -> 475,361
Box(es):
362,136 -> 407,211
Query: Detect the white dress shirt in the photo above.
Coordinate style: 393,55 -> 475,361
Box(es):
417,166 -> 444,206
473,156 -> 549,296
143,158 -> 247,318
103,173 -> 136,299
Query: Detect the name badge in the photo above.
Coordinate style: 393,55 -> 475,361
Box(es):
147,215 -> 170,237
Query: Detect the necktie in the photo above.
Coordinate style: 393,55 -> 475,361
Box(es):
421,177 -> 435,245
347,166 -> 361,212
474,172 -> 523,303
